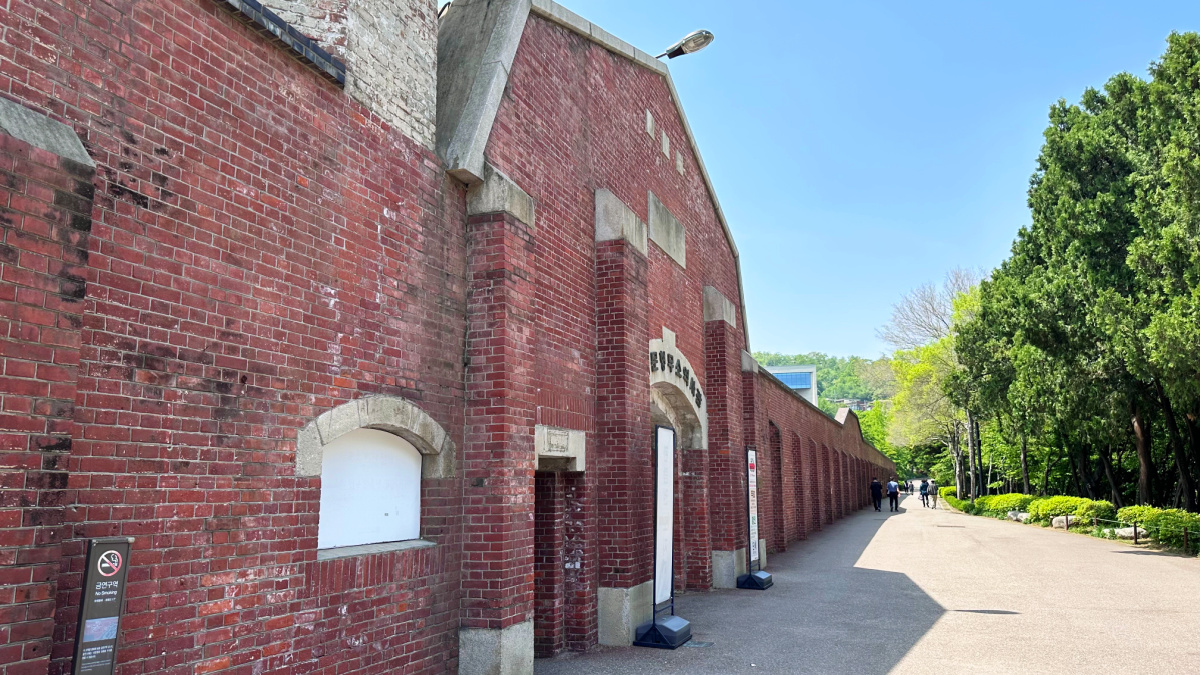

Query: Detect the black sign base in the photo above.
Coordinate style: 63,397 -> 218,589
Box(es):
633,615 -> 692,649
737,570 -> 774,590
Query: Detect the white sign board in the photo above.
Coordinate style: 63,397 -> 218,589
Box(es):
655,427 -> 675,605
747,449 -> 759,564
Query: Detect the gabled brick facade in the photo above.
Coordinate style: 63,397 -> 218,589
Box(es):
0,0 -> 895,673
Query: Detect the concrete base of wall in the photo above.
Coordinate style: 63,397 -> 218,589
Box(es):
712,548 -> 748,589
459,620 -> 534,675
598,581 -> 653,646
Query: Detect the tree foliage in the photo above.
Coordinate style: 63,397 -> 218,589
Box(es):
950,33 -> 1200,510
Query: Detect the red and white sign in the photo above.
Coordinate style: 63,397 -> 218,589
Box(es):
97,550 -> 122,577
747,450 -> 759,564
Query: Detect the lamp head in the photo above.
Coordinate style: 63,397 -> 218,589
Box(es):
658,30 -> 715,59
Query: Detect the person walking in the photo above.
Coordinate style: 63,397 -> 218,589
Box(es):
886,476 -> 900,512
919,479 -> 929,507
928,479 -> 939,509
870,477 -> 883,512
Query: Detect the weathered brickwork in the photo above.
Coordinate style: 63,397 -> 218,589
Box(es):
0,0 -> 897,671
0,132 -> 93,675
0,0 -> 465,672
261,0 -> 439,149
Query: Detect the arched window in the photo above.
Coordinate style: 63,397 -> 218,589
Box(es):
318,428 -> 422,549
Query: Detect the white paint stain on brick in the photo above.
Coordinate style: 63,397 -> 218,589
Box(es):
261,0 -> 437,150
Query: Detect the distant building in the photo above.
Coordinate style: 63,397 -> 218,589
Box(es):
766,365 -> 818,405
833,398 -> 873,412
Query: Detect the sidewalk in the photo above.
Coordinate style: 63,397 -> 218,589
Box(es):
536,497 -> 939,674
536,494 -> 1200,674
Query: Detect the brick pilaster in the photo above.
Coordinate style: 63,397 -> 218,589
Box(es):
704,319 -> 745,557
594,238 -> 651,591
0,131 -> 93,675
461,210 -> 537,631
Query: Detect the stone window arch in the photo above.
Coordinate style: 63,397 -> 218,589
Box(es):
295,396 -> 456,553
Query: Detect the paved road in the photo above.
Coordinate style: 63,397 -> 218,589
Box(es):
536,494 -> 1200,674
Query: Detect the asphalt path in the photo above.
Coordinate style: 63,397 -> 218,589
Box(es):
535,494 -> 1200,674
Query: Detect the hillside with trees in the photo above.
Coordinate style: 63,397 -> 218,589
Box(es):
853,34 -> 1200,511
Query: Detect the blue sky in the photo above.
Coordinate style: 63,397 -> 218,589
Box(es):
441,0 -> 1200,358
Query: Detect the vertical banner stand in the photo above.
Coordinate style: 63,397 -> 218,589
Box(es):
634,426 -> 692,649
737,448 -> 773,590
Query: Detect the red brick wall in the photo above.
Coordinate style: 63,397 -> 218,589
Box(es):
0,132 -> 93,675
483,12 -> 748,654
0,0 -> 468,673
462,210 -> 537,633
749,374 -> 895,554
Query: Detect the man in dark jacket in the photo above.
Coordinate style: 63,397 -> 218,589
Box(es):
870,478 -> 883,512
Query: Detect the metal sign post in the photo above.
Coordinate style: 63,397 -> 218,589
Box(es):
634,426 -> 692,649
738,447 -> 773,590
73,537 -> 134,675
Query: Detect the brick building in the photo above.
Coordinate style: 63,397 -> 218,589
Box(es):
0,0 -> 895,673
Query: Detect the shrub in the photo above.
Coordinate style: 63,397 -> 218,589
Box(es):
1116,505 -> 1158,526
1028,496 -> 1091,522
939,486 -> 957,499
974,493 -> 1035,517
1075,500 -> 1116,523
943,494 -> 971,512
1117,505 -> 1200,553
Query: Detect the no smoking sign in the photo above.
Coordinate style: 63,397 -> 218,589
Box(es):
97,550 -> 122,577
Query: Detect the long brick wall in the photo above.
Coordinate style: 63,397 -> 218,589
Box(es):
0,0 -> 897,672
744,368 -> 895,558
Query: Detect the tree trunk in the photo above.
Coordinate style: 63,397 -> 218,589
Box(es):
1099,446 -> 1123,508
975,417 -> 984,497
1041,450 -> 1062,497
1020,431 -> 1031,494
1075,446 -> 1096,499
1131,401 -> 1154,506
986,452 -> 994,496
1153,381 -> 1196,512
950,425 -> 964,497
1187,413 -> 1200,511
967,411 -> 978,502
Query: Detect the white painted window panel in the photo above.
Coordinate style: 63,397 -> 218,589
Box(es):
318,428 -> 422,550
655,426 -> 675,605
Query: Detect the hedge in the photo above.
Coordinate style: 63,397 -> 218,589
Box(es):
974,493 -> 1036,517
1116,506 -> 1200,552
1075,499 -> 1116,523
943,494 -> 972,513
933,489 -> 1199,554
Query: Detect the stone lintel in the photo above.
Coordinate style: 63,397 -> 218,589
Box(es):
295,395 -> 456,479
594,188 -> 647,255
703,286 -> 736,327
534,424 -> 586,471
647,191 -> 685,268
466,162 -> 536,227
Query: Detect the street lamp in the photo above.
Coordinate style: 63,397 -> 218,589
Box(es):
656,30 -> 715,59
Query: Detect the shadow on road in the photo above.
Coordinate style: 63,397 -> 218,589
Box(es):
536,497 -> 944,674
1112,549 -> 1195,558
